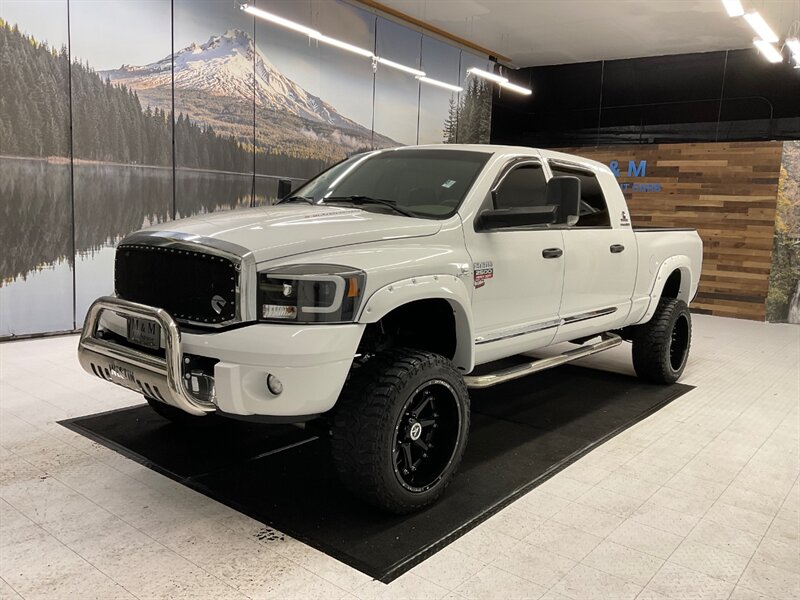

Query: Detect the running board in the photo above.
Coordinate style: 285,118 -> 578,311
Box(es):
464,333 -> 622,389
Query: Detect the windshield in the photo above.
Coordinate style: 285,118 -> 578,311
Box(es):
288,148 -> 492,219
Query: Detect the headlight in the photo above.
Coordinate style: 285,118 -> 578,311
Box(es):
257,264 -> 366,324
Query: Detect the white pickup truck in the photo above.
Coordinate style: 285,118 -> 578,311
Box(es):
79,145 -> 702,513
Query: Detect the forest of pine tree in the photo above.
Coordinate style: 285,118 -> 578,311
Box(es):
443,77 -> 492,144
0,20 -> 250,172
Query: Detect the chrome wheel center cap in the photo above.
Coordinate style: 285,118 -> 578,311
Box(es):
409,422 -> 423,441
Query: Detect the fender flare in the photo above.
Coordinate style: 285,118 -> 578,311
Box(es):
358,275 -> 475,372
638,255 -> 695,324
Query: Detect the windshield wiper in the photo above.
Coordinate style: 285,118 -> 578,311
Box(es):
277,195 -> 317,205
324,195 -> 416,218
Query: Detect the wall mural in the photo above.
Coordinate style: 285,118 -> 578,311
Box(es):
767,141 -> 800,323
0,0 -> 493,338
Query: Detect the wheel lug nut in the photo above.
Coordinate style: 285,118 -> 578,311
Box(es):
403,469 -> 409,475
422,453 -> 428,458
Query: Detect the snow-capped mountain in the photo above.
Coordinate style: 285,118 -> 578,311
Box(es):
100,29 -> 373,136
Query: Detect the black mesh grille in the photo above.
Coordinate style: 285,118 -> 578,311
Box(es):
115,244 -> 238,325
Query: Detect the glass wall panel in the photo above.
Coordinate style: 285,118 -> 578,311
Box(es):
173,0 -> 255,217
0,1 -> 73,336
456,51 -> 493,143
70,0 -> 173,325
418,35 -> 460,145
373,17 -> 421,147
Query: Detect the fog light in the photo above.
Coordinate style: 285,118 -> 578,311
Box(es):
266,374 -> 283,395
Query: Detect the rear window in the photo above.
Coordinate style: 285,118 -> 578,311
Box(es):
549,164 -> 611,227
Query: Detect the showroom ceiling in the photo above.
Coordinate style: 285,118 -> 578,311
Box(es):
375,0 -> 799,66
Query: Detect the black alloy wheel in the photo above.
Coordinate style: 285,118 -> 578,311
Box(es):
393,379 -> 462,493
630,297 -> 692,384
331,348 -> 470,513
669,313 -> 690,372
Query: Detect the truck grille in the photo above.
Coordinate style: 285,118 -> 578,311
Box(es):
115,244 -> 239,326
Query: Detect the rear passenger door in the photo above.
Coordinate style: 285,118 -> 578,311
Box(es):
549,161 -> 636,343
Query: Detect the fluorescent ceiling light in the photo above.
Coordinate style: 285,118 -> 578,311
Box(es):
376,57 -> 425,77
786,38 -> 800,56
242,5 -> 320,38
416,76 -> 463,92
467,67 -> 508,84
754,39 -> 783,63
721,0 -> 744,17
743,11 -> 779,43
312,33 -> 374,58
500,81 -> 532,95
243,4 -> 374,59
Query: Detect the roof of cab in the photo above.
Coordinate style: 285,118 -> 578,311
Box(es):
387,143 -> 612,176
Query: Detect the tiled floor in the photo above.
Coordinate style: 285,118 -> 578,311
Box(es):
1,314 -> 798,600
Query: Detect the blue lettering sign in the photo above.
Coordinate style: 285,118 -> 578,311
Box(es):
627,160 -> 647,177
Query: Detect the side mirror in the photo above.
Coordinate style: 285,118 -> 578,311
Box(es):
277,179 -> 294,200
546,176 -> 581,225
477,206 -> 558,230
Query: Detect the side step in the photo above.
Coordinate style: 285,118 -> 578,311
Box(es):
464,333 -> 622,389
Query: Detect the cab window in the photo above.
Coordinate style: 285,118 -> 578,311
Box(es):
548,164 -> 611,227
493,163 -> 548,209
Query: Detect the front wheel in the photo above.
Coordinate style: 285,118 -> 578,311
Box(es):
630,298 -> 692,383
331,348 -> 470,514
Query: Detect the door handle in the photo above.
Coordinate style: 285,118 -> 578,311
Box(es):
610,244 -> 625,254
542,248 -> 563,259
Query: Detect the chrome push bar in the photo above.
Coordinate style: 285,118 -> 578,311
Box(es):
77,296 -> 215,416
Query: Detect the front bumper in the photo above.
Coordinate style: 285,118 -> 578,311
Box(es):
78,296 -> 364,418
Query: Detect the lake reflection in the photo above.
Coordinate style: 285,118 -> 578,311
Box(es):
1,158 -> 270,336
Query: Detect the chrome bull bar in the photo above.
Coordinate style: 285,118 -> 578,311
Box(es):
77,296 -> 215,416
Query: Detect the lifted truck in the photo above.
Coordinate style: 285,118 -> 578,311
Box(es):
79,145 -> 703,513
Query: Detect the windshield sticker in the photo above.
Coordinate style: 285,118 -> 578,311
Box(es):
474,261 -> 494,288
441,179 -> 456,188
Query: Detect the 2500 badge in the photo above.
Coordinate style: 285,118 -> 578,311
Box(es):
473,261 -> 494,288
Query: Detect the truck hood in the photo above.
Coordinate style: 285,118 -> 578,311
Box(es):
141,204 -> 442,263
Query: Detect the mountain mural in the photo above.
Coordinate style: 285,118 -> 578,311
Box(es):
100,29 -> 393,163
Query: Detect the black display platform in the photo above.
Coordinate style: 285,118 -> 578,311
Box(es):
61,365 -> 692,582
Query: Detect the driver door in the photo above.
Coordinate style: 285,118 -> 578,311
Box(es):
464,158 -> 565,365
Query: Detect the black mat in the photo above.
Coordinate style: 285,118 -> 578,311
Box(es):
61,365 -> 692,582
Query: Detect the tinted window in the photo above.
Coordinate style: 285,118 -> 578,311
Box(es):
494,164 -> 547,209
291,149 -> 491,219
549,164 -> 610,227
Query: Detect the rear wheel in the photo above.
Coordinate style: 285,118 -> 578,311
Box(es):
331,348 -> 469,514
630,298 -> 692,383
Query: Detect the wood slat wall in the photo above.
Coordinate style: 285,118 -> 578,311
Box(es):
558,142 -> 784,320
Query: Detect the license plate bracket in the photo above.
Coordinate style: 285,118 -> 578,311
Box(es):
127,316 -> 161,350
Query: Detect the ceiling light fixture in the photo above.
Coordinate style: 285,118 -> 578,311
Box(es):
242,3 -> 432,79
467,67 -> 532,95
312,33 -> 374,58
500,81 -> 533,95
721,0 -> 745,18
242,5 -> 320,38
467,67 -> 508,84
416,76 -> 463,92
376,57 -> 426,77
753,39 -> 784,63
743,11 -> 779,43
